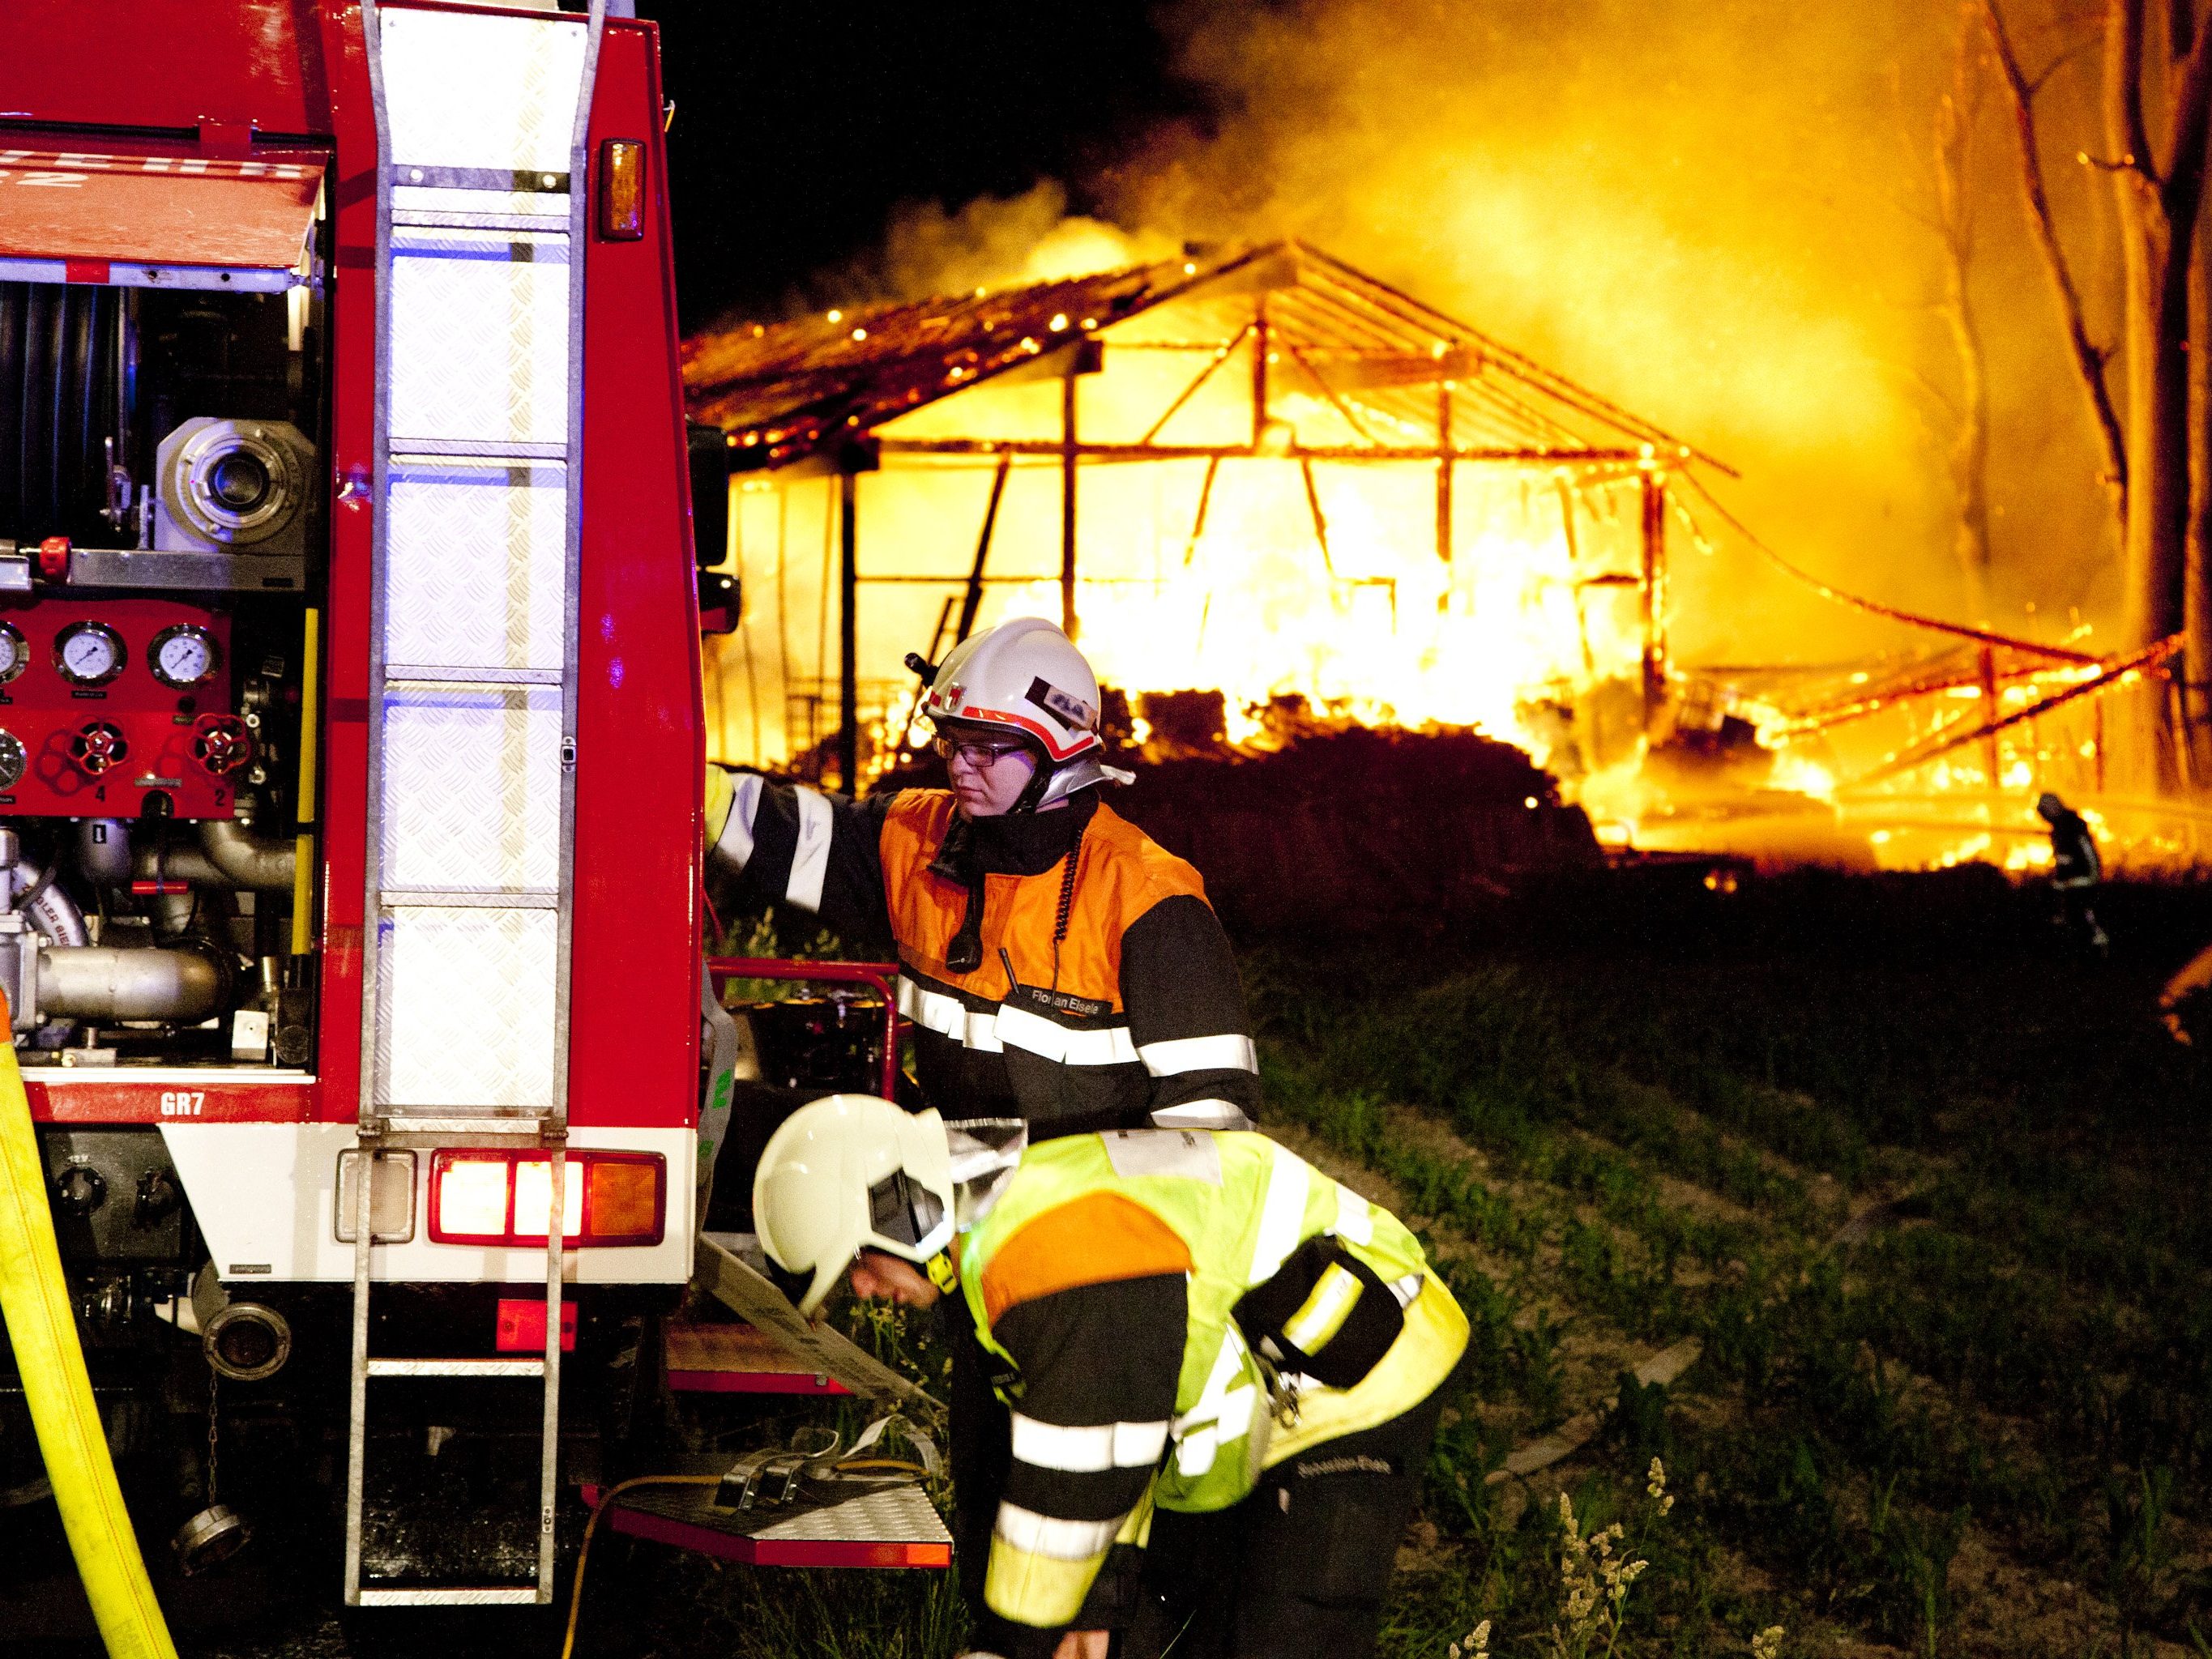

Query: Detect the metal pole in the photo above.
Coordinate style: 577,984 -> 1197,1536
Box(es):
963,449 -> 1011,644
1978,645 -> 2001,787
1435,385 -> 1454,565
1251,295 -> 1270,448
839,466 -> 859,793
1061,367 -> 1078,640
1638,472 -> 1666,723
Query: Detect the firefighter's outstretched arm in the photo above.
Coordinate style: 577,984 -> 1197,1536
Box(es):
1120,894 -> 1262,1132
704,764 -> 895,944
976,1211 -> 1189,1659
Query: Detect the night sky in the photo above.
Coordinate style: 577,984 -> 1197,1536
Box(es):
636,1 -> 1198,333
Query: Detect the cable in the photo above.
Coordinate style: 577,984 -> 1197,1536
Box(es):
560,1475 -> 723,1659
1675,471 -> 2100,665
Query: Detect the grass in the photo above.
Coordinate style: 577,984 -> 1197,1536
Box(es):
1243,882 -> 2212,1657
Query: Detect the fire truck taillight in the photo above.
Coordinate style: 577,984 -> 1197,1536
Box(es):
599,139 -> 645,240
427,1150 -> 666,1247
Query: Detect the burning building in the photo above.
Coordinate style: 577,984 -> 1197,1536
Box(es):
683,240 -> 1718,797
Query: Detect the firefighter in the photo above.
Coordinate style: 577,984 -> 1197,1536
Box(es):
704,616 -> 1262,1636
2036,791 -> 2109,953
703,616 -> 1258,1140
752,1095 -> 1471,1659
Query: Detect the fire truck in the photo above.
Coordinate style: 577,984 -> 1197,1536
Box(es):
0,0 -> 937,1627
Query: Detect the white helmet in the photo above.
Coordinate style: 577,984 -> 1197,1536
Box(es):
919,617 -> 1130,808
753,1095 -> 954,1318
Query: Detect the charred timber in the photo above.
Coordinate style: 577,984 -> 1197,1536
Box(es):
874,438 -> 1659,464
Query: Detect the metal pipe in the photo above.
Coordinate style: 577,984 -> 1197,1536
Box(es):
10,864 -> 88,949
196,820 -> 297,891
75,820 -> 130,885
38,947 -> 220,1021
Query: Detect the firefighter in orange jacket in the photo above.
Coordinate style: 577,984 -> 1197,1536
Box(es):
704,616 -> 1259,1141
705,616 -> 1263,1636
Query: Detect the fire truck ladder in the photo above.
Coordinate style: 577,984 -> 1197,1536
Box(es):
343,0 -> 608,1608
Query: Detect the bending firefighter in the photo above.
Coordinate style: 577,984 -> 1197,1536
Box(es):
753,1096 -> 1471,1659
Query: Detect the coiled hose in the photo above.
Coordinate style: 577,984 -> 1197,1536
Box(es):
0,987 -> 177,1657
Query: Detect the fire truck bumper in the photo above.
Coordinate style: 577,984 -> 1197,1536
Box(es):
158,1123 -> 696,1285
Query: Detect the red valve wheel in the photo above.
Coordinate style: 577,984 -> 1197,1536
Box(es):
190,714 -> 254,777
70,720 -> 129,775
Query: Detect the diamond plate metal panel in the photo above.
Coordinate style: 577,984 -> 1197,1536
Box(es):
751,1485 -> 954,1546
378,6 -> 588,176
389,231 -> 571,448
386,463 -> 567,675
393,185 -> 570,226
375,907 -> 559,1109
380,685 -> 562,893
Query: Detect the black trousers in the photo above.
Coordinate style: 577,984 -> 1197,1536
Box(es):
1121,1387 -> 1449,1659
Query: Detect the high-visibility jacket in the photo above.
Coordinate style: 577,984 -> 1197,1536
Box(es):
706,768 -> 1260,1137
956,1128 -> 1470,1634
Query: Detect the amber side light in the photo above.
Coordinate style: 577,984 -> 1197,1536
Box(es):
599,139 -> 644,240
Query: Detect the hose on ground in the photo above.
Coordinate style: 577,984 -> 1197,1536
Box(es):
0,986 -> 179,1658
561,1475 -> 723,1659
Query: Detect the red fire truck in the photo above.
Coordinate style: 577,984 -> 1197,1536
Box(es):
0,0 -> 933,1625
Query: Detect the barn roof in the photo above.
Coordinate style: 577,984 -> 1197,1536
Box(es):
681,240 -> 1721,474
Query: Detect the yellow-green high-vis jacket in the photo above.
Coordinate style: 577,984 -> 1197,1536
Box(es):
956,1128 -> 1469,1635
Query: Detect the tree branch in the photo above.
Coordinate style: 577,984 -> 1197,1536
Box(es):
2159,3 -> 2212,227
2110,0 -> 2157,184
1983,0 -> 2132,497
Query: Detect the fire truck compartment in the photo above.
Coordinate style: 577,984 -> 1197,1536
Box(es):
0,140 -> 323,291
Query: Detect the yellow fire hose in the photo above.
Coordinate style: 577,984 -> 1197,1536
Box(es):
0,989 -> 178,1658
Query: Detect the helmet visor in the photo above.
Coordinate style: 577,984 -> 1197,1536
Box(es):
866,1167 -> 946,1252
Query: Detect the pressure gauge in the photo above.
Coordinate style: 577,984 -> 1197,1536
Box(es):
0,731 -> 24,790
148,625 -> 221,689
54,621 -> 125,687
0,622 -> 25,686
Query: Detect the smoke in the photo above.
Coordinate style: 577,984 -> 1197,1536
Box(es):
814,181 -> 1180,306
1099,0 -> 2122,665
779,0 -> 2124,672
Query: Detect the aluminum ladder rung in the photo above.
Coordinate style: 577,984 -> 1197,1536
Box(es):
365,1357 -> 545,1378
354,1587 -> 548,1608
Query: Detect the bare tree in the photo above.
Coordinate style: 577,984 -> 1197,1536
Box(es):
1983,0 -> 2212,783
1982,0 -> 2130,508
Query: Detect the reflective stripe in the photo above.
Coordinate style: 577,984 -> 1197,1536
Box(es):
1172,1323 -> 1255,1476
1248,1141 -> 1309,1284
996,1002 -> 1138,1067
897,975 -> 1003,1052
1282,1262 -> 1364,1354
1173,1384 -> 1257,1478
1010,1413 -> 1170,1473
993,1501 -> 1121,1562
1331,1183 -> 1373,1247
1389,1271 -> 1424,1308
1147,1099 -> 1251,1132
785,786 -> 832,911
712,771 -> 762,869
1137,1033 -> 1258,1077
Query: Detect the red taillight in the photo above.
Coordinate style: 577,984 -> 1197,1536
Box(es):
427,1151 -> 666,1247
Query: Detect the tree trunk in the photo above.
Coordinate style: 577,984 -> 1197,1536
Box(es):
1939,3 -> 1996,621
2107,0 -> 2200,785
2189,238 -> 2212,770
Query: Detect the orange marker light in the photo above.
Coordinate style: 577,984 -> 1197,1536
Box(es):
599,139 -> 645,241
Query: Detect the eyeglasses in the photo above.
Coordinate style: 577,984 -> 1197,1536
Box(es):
932,733 -> 1030,766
